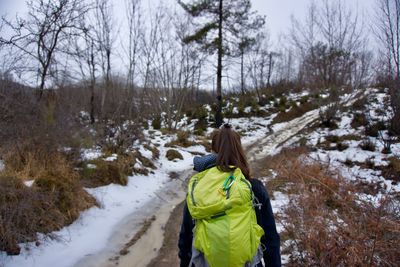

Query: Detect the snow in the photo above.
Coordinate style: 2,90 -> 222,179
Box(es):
86,163 -> 97,169
103,154 -> 118,162
23,180 -> 34,187
3,166 -> 188,267
2,125 -> 200,267
2,87 -> 399,266
5,175 -> 155,266
270,191 -> 289,234
81,149 -> 102,161
138,146 -> 153,159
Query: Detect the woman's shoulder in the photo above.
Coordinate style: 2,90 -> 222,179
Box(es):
249,178 -> 270,200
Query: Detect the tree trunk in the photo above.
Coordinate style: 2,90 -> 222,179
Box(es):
267,52 -> 273,87
240,50 -> 245,95
215,0 -> 223,128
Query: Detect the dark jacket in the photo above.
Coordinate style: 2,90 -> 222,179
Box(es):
178,155 -> 281,267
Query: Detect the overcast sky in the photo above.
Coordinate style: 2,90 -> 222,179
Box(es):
255,0 -> 376,43
0,0 -> 378,87
2,0 -> 376,44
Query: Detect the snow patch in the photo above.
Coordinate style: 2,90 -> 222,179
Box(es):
81,149 -> 102,161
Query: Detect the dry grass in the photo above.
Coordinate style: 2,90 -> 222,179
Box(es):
261,148 -> 400,266
165,130 -> 196,148
0,146 -> 97,255
166,149 -> 183,161
80,159 -> 128,187
272,102 -> 317,124
80,150 -> 156,187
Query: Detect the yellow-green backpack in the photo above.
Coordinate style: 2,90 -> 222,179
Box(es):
187,166 -> 264,267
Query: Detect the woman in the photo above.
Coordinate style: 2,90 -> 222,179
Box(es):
178,124 -> 281,267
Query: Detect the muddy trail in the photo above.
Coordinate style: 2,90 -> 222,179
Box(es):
71,93 -> 363,267
73,169 -> 193,267
147,158 -> 272,267
145,109 -> 328,266
85,110 -> 319,267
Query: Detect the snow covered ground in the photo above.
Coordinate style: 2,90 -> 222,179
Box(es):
1,88 -> 399,267
1,128 -> 206,267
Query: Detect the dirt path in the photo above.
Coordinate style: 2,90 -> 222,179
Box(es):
147,201 -> 185,267
73,169 -> 193,267
147,104 -> 345,266
109,94 -> 363,267
147,154 -> 279,267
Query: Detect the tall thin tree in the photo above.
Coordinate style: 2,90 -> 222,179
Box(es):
178,0 -> 265,127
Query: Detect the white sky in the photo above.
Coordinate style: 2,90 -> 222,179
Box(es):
1,0 -> 376,43
0,0 -> 378,88
253,0 -> 376,43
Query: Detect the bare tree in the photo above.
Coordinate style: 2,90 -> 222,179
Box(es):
1,0 -> 88,100
374,0 -> 400,80
247,32 -> 273,100
290,0 -> 370,89
125,0 -> 142,89
174,13 -> 205,99
71,22 -> 99,124
94,0 -> 115,114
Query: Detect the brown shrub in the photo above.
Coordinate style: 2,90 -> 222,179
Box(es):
0,151 -> 96,255
272,102 -> 317,124
0,175 -> 59,255
166,149 -> 183,161
380,157 -> 400,182
134,151 -> 156,169
80,160 -> 128,188
266,149 -> 400,266
34,171 -> 96,224
351,112 -> 368,129
165,130 -> 196,148
143,143 -> 160,160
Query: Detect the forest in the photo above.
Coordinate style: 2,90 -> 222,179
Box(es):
0,0 -> 399,266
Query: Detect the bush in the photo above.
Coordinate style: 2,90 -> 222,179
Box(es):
166,149 -> 183,161
319,101 -> 340,128
143,143 -> 160,160
299,95 -> 309,104
194,118 -> 208,136
273,102 -> 318,124
152,116 -> 161,130
0,152 -> 96,255
192,106 -> 208,120
80,159 -> 128,187
365,121 -> 386,137
336,142 -> 349,151
381,157 -> 400,181
351,113 -> 368,129
0,175 -> 58,255
352,96 -> 367,111
325,135 -> 340,143
266,150 -> 400,266
359,139 -> 376,151
134,151 -> 156,169
279,96 -> 287,107
165,130 -> 196,147
35,171 -> 96,223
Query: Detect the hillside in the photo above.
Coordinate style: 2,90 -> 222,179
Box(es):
1,87 -> 399,267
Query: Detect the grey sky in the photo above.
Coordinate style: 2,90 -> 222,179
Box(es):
2,0 -> 376,44
253,0 -> 376,43
0,0 -> 378,88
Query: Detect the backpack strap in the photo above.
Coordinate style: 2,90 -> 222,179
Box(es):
252,195 -> 262,210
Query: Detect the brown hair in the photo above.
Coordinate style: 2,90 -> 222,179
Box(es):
211,124 -> 251,179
